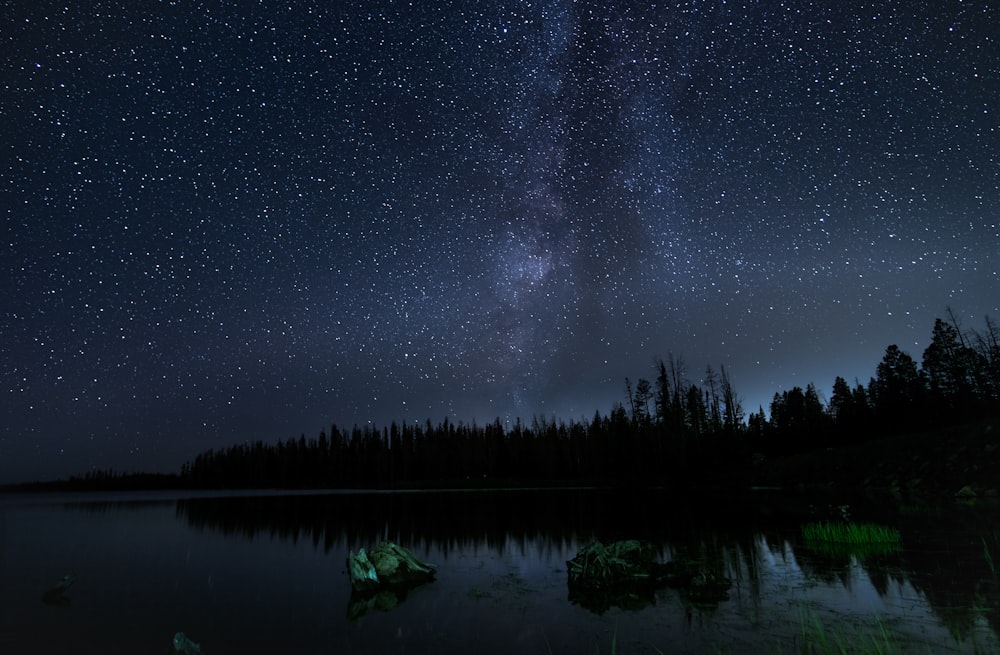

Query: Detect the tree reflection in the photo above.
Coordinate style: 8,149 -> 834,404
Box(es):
175,488 -> 1000,645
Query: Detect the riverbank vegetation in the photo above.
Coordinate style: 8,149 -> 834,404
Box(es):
801,521 -> 902,558
801,521 -> 901,546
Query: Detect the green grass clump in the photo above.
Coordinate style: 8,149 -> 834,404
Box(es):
802,522 -> 901,545
801,522 -> 901,558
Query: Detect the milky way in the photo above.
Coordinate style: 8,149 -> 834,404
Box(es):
2,1 -> 997,482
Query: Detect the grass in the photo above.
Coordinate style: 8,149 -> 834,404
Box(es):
796,608 -> 897,655
984,534 -> 997,578
801,521 -> 902,558
802,522 -> 901,545
585,613 -> 898,655
588,628 -> 665,655
599,630 -> 617,655
567,540 -> 656,588
802,521 -> 902,557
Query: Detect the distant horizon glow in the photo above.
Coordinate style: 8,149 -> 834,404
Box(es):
2,1 -> 997,483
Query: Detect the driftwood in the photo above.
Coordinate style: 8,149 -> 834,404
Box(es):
347,542 -> 435,593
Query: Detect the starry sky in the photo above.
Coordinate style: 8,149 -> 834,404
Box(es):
2,1 -> 997,483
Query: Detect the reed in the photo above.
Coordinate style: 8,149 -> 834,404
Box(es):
801,522 -> 901,545
801,521 -> 902,558
796,608 -> 896,655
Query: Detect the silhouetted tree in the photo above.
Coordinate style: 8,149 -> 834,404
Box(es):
746,406 -> 767,451
704,365 -> 722,432
971,315 -> 1000,408
829,376 -> 853,423
872,345 -> 924,432
719,365 -> 743,434
922,317 -> 989,422
633,378 -> 654,427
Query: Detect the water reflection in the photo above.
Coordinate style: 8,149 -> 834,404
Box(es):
3,488 -> 994,653
177,489 -> 609,554
566,540 -> 733,614
41,574 -> 76,607
171,488 -> 999,650
347,580 -> 433,622
174,487 -> 789,553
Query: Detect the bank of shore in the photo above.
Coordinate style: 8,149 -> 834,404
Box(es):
751,417 -> 1000,498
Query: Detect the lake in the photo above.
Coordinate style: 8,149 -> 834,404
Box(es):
1,487 -> 997,654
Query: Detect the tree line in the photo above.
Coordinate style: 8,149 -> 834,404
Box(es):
182,311 -> 1000,489
751,310 -> 1000,454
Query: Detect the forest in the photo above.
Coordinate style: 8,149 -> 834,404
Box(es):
180,312 -> 1000,490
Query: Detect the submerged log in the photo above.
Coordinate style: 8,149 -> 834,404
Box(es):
347,542 -> 435,593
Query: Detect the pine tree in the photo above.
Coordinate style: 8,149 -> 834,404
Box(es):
873,345 -> 923,431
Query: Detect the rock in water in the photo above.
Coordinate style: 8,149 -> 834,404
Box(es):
955,484 -> 977,498
172,631 -> 202,654
346,548 -> 380,592
41,574 -> 77,606
347,542 -> 435,592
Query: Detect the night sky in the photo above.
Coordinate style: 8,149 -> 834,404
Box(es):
3,1 -> 997,483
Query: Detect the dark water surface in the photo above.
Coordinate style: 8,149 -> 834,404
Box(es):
1,488 -> 997,654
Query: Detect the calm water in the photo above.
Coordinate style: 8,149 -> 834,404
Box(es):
0,488 -> 997,654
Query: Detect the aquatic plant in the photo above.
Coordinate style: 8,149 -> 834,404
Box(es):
984,534 -> 997,578
567,540 -> 658,589
796,609 -> 896,655
801,522 -> 900,545
586,614 -> 897,655
588,628 -> 667,655
897,501 -> 943,518
595,630 -> 616,655
801,522 -> 901,558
